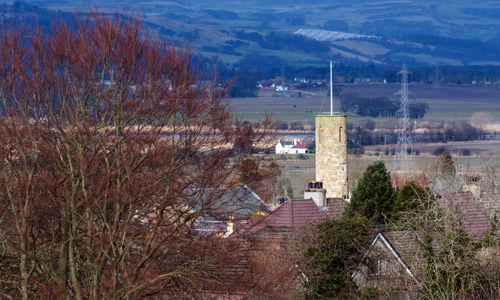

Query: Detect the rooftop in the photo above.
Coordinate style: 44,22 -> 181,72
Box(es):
188,186 -> 272,221
231,198 -> 328,238
440,191 -> 492,239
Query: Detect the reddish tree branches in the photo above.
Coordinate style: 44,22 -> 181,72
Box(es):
0,11 -> 272,299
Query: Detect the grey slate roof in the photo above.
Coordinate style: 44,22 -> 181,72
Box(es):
188,186 -> 272,221
382,231 -> 441,281
353,231 -> 442,290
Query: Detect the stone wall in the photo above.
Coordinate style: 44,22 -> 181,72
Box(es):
315,114 -> 348,198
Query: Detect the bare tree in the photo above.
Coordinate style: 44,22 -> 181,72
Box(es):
482,156 -> 500,193
0,11 -> 271,299
392,182 -> 500,300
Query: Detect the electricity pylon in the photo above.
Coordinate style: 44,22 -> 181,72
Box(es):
393,65 -> 414,170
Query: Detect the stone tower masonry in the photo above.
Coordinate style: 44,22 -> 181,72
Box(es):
315,114 -> 348,199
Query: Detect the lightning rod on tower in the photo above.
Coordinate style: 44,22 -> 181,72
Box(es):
330,61 -> 333,115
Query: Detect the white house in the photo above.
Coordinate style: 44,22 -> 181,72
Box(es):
276,139 -> 306,154
275,85 -> 289,92
290,144 -> 309,154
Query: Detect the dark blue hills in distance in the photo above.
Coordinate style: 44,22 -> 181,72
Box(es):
1,1 -> 500,67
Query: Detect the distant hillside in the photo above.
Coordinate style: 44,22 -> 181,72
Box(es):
2,1 -> 500,67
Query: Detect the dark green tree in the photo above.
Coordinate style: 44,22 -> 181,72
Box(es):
391,180 -> 435,221
307,140 -> 316,153
229,67 -> 258,98
304,217 -> 372,299
344,161 -> 397,223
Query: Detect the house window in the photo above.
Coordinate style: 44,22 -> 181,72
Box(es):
377,258 -> 386,275
319,128 -> 323,144
339,126 -> 342,142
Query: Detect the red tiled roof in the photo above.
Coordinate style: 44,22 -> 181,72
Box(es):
230,199 -> 328,238
440,191 -> 492,239
290,144 -> 309,149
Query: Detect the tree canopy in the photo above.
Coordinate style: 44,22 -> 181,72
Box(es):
304,217 -> 372,299
344,161 -> 397,223
391,180 -> 435,221
0,11 -> 271,299
339,93 -> 429,118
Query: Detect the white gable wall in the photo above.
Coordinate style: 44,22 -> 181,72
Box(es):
276,139 -> 300,154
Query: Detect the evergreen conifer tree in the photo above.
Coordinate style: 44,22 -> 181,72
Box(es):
344,161 -> 397,223
391,180 -> 435,221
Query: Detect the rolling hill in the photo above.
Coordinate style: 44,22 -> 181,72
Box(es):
2,1 -> 500,67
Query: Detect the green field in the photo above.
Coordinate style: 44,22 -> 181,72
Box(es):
271,154 -> 316,198
232,84 -> 500,124
422,98 -> 500,122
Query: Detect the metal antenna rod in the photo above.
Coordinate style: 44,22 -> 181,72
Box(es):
330,61 -> 333,115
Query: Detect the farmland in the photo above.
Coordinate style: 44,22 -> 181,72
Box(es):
231,83 -> 500,123
250,83 -> 500,196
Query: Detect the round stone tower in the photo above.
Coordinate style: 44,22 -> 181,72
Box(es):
315,114 -> 348,199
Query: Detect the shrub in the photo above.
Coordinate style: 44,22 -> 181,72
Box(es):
278,121 -> 288,130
